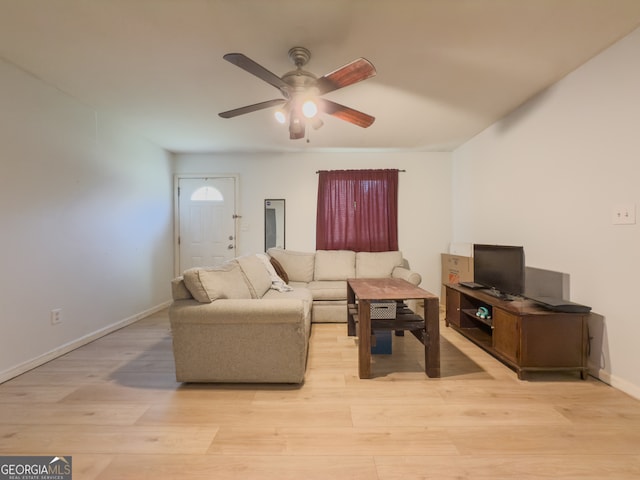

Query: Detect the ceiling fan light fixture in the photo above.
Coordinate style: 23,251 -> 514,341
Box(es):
274,109 -> 287,124
219,48 -> 377,140
311,117 -> 324,130
289,115 -> 305,140
301,99 -> 318,119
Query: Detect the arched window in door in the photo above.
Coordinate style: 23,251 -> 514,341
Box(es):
191,186 -> 224,202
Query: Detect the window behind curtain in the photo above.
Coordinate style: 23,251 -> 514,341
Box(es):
316,169 -> 398,252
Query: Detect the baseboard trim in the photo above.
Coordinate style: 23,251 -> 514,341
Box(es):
0,301 -> 171,384
590,367 -> 640,401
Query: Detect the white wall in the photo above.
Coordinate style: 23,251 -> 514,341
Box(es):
0,59 -> 174,381
452,28 -> 640,397
174,151 -> 452,296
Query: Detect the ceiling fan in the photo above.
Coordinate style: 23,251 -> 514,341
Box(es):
218,47 -> 376,140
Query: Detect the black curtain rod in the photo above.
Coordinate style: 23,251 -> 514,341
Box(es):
316,169 -> 406,173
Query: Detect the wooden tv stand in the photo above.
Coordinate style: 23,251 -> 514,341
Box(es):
444,284 -> 589,379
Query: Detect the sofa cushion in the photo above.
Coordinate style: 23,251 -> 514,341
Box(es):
356,251 -> 403,278
183,262 -> 252,303
312,300 -> 348,323
262,287 -> 313,320
262,286 -> 313,304
267,248 -> 315,283
314,250 -> 356,281
237,254 -> 273,298
307,280 -> 347,301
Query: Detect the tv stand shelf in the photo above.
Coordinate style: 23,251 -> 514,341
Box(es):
461,308 -> 493,328
445,284 -> 589,380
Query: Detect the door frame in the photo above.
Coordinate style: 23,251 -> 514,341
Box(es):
173,173 -> 240,276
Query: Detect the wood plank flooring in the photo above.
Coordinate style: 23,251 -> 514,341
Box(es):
1,310 -> 640,479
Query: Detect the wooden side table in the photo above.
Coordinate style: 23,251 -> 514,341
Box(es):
347,278 -> 440,379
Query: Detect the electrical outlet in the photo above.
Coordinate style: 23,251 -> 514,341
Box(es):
612,204 -> 636,225
50,308 -> 62,325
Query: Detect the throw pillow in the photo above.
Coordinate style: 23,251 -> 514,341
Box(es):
257,253 -> 292,292
237,254 -> 273,298
182,262 -> 252,303
182,268 -> 210,303
269,256 -> 289,284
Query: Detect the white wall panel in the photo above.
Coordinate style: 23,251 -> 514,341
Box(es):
452,28 -> 640,397
174,151 -> 453,297
0,58 -> 174,381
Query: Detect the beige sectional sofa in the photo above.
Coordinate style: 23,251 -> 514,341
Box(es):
266,248 -> 421,323
168,249 -> 421,384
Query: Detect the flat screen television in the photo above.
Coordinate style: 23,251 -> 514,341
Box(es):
473,244 -> 525,298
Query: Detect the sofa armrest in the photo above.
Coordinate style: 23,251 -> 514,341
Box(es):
171,276 -> 193,300
169,298 -> 309,326
392,266 -> 422,286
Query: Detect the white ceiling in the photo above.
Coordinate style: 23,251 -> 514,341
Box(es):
1,0 -> 640,153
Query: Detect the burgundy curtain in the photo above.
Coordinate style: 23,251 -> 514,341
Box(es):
316,169 -> 398,252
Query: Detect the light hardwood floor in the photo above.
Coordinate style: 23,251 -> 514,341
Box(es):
1,309 -> 640,479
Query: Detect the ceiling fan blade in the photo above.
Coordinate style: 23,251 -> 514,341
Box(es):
223,53 -> 289,93
218,99 -> 286,118
317,99 -> 375,128
316,58 -> 376,95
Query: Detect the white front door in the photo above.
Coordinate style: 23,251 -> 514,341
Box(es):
177,177 -> 237,272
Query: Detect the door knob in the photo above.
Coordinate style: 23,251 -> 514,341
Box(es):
228,235 -> 234,240
228,244 -> 234,250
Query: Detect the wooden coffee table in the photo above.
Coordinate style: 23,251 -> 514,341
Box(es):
347,277 -> 440,379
